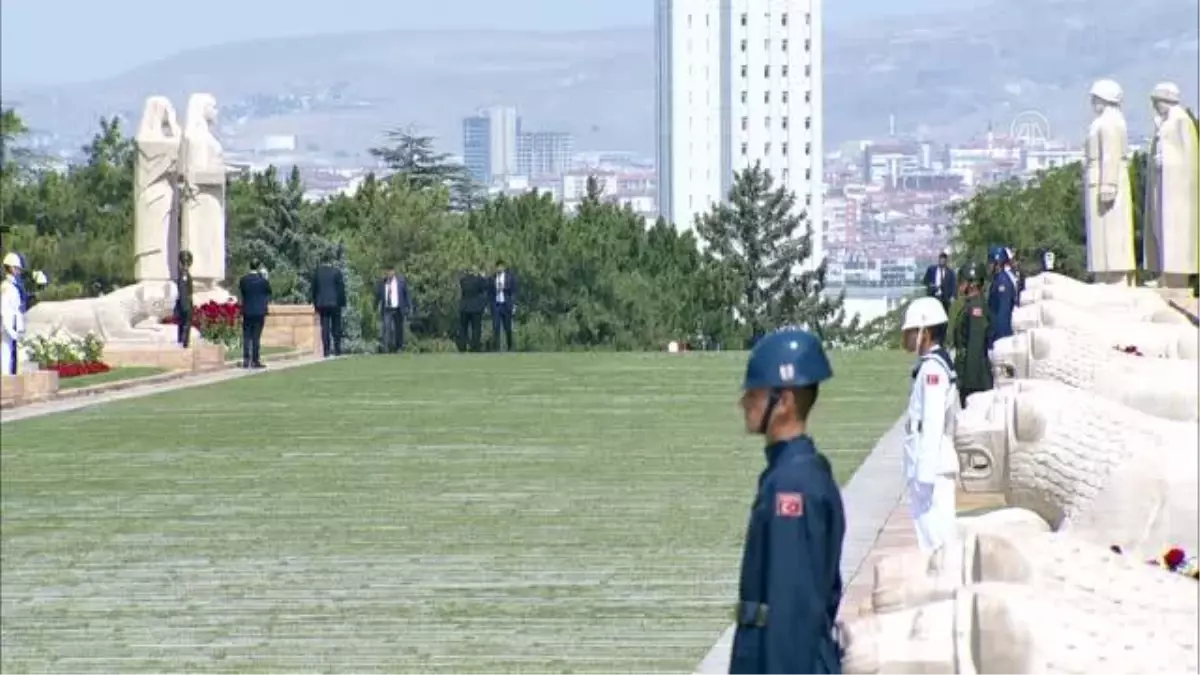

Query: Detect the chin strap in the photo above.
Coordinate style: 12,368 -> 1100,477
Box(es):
758,389 -> 781,435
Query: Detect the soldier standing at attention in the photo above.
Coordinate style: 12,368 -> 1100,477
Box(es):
986,247 -> 1015,350
729,328 -> 845,674
900,297 -> 960,553
953,262 -> 993,408
174,250 -> 195,348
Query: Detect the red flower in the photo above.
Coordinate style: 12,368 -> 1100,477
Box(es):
47,361 -> 111,378
1165,548 -> 1186,569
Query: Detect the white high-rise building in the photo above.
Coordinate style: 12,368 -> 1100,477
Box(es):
656,0 -> 824,266
486,105 -> 520,179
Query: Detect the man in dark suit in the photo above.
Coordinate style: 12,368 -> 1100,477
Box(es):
174,250 -> 195,348
238,259 -> 272,369
375,265 -> 412,353
489,259 -> 518,352
457,267 -> 488,353
923,251 -> 957,313
311,256 -> 346,357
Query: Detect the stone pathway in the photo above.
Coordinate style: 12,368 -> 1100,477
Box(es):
0,355 -> 330,424
693,419 -> 1006,673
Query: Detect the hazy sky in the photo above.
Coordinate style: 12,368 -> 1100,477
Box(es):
2,0 -> 969,86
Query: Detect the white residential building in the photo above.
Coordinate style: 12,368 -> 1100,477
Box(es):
486,105 -> 520,179
656,0 -> 824,266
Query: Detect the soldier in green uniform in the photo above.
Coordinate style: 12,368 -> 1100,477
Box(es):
953,262 -> 993,408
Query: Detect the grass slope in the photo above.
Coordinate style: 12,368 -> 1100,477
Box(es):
57,366 -> 167,390
0,351 -> 911,673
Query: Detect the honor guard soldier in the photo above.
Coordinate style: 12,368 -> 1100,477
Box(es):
1,252 -> 26,375
900,297 -> 961,552
730,327 -> 845,674
953,262 -> 994,408
986,247 -> 1016,349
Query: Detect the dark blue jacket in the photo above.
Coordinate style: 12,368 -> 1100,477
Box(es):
986,270 -> 1016,347
238,272 -> 272,318
729,435 -> 845,674
922,264 -> 956,303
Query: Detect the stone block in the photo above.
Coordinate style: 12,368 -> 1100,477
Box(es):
0,370 -> 60,408
104,343 -> 225,372
262,304 -> 320,355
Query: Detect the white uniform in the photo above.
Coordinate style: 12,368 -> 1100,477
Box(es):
902,346 -> 960,552
1,275 -> 24,375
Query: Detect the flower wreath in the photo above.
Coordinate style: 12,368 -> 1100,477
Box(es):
1111,544 -> 1199,579
1114,345 -> 1144,357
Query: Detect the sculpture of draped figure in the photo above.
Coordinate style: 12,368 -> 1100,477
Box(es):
179,93 -> 226,286
133,96 -> 182,283
1142,81 -> 1200,289
1083,79 -> 1136,286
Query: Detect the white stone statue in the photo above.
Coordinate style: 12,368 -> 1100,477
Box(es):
1004,385 -> 1198,558
991,328 -> 1198,421
871,528 -> 1199,615
1012,298 -> 1194,333
1143,81 -> 1200,288
840,583 -> 1198,674
1083,79 -> 1136,285
23,281 -> 181,343
179,93 -> 226,286
1018,281 -> 1172,315
133,96 -> 182,283
1022,271 -> 1081,291
1009,300 -> 1198,358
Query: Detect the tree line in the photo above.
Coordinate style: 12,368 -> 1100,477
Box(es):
0,110 -> 895,352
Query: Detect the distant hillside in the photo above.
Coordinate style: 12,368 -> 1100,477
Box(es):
4,0 -> 1196,155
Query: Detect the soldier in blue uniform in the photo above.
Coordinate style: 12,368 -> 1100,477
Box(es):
986,247 -> 1015,349
729,328 -> 846,674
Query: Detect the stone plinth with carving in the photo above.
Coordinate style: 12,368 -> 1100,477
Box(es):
840,583 -> 1198,674
991,328 -> 1198,421
1018,281 -> 1172,314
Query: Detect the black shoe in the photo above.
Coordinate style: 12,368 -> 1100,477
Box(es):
252,362 -> 266,369
241,361 -> 250,368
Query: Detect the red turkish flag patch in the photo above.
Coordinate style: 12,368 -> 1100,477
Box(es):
776,492 -> 804,518
971,307 -> 983,317
926,373 -> 940,385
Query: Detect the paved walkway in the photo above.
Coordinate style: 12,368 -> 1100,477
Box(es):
0,355 -> 329,424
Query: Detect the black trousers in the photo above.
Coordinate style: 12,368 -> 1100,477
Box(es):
176,310 -> 192,348
381,308 -> 405,352
242,315 -> 265,365
318,307 -> 343,356
458,310 -> 483,352
491,303 -> 514,352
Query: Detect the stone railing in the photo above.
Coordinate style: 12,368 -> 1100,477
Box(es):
262,304 -> 321,356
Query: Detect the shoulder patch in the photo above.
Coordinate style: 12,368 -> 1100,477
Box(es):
775,492 -> 804,518
998,285 -> 1006,292
971,306 -> 983,317
926,372 -> 940,385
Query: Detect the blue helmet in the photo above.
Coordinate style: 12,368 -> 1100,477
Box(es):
742,328 -> 833,390
988,246 -> 1008,264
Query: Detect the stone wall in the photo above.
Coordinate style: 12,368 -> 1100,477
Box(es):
262,304 -> 320,355
0,371 -> 60,408
104,344 -> 225,372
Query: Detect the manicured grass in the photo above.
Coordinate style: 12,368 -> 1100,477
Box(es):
56,366 -> 168,390
0,351 -> 911,673
223,344 -> 295,363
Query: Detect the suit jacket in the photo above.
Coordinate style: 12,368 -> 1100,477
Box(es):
459,273 -> 489,314
375,275 -> 412,314
175,270 -> 194,314
311,264 -> 346,310
489,270 -> 519,306
923,264 -> 956,302
239,272 -> 272,318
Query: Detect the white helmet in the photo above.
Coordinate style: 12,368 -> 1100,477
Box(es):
901,296 -> 949,331
1089,79 -> 1123,105
2,252 -> 23,269
1151,81 -> 1181,104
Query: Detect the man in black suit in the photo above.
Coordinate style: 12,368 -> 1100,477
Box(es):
238,259 -> 272,369
489,259 -> 518,352
375,265 -> 412,353
457,267 -> 488,353
311,255 -> 346,357
923,251 -> 957,313
174,250 -> 195,348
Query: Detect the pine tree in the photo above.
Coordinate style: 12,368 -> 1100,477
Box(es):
369,126 -> 480,210
333,242 -> 367,354
695,162 -> 858,344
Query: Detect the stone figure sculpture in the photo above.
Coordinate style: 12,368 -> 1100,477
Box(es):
179,93 -> 226,286
1143,82 -> 1200,288
991,328 -> 1198,421
1083,79 -> 1136,285
1022,271 -> 1081,291
1018,281 -> 1172,314
23,281 -> 180,343
871,529 -> 1199,615
1012,298 -> 1192,333
840,583 -> 1198,674
1007,300 -> 1198,358
133,96 -> 182,283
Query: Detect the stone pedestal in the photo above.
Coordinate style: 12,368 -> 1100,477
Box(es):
262,305 -> 320,355
104,343 -> 225,372
0,370 -> 61,408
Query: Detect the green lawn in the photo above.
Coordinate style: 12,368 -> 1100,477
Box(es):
56,366 -> 168,390
223,344 -> 296,364
0,351 -> 911,673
